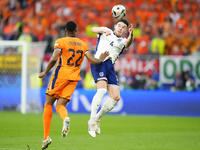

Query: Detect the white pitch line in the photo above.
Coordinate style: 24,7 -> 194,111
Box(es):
0,148 -> 36,150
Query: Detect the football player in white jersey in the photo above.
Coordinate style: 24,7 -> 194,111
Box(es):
88,18 -> 134,137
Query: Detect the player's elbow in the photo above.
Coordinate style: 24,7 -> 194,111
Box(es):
91,27 -> 96,33
125,42 -> 131,48
50,57 -> 58,62
90,61 -> 99,65
91,59 -> 102,65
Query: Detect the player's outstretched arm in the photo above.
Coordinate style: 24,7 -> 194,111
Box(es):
85,51 -> 109,65
124,23 -> 134,48
91,27 -> 111,36
38,49 -> 60,78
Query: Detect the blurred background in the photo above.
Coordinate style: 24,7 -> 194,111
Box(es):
0,0 -> 200,116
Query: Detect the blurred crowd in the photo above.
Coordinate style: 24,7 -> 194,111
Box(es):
0,0 -> 200,91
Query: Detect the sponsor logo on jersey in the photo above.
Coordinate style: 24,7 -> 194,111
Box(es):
54,43 -> 59,46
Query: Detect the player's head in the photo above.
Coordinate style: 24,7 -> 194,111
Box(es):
65,21 -> 77,35
114,18 -> 129,37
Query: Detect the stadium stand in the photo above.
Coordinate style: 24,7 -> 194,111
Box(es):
0,0 -> 200,91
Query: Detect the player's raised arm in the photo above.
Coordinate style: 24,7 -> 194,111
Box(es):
124,23 -> 134,48
38,49 -> 61,78
91,27 -> 111,36
85,51 -> 109,65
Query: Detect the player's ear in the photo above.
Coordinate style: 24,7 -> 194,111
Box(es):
114,24 -> 116,30
75,28 -> 77,32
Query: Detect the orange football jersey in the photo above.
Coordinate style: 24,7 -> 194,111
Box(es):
53,36 -> 89,81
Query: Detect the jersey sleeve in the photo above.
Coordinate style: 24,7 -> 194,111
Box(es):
54,39 -> 63,51
97,27 -> 110,37
83,42 -> 89,55
121,38 -> 127,50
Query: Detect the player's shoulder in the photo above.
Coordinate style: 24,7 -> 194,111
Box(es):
75,38 -> 88,47
55,38 -> 65,44
54,38 -> 64,47
55,37 -> 74,44
100,26 -> 112,31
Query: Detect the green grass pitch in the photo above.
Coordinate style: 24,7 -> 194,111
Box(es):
0,112 -> 200,150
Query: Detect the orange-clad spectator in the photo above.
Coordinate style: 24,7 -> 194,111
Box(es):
146,5 -> 155,21
176,13 -> 188,31
14,2 -> 24,19
190,0 -> 199,12
155,0 -> 162,11
32,14 -> 49,40
3,17 -> 16,35
170,0 -> 176,7
128,8 -> 137,24
136,37 -> 150,53
133,0 -> 143,8
179,36 -> 193,52
184,20 -> 198,38
125,1 -> 134,10
94,0 -> 108,13
98,10 -> 113,27
23,3 -> 35,17
182,3 -> 193,21
163,0 -> 171,9
146,17 -> 158,38
44,5 -> 57,28
177,1 -> 184,12
135,5 -> 148,23
2,4 -> 12,20
190,38 -> 200,53
156,7 -> 169,25
163,16 -> 173,34
86,6 -> 97,23
192,12 -> 200,27
170,44 -> 183,56
135,28 -> 151,55
23,12 -> 37,28
164,32 -> 179,55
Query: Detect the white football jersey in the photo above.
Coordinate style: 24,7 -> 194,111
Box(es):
94,27 -> 127,64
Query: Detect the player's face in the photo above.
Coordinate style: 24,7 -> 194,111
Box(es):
114,22 -> 128,37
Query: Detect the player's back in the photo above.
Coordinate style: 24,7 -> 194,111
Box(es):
54,36 -> 89,81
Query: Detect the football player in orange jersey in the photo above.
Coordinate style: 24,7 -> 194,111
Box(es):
39,21 -> 109,150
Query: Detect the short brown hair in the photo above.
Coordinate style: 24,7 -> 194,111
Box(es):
115,18 -> 129,27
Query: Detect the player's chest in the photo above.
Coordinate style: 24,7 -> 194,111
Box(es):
101,36 -> 123,47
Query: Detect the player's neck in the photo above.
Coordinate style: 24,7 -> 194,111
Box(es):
66,31 -> 76,37
113,31 -> 121,37
67,34 -> 75,37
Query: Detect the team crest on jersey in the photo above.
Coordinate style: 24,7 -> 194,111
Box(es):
99,72 -> 104,77
117,39 -> 122,43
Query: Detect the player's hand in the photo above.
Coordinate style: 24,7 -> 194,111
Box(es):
104,29 -> 112,36
99,51 -> 109,61
38,71 -> 47,78
129,23 -> 134,36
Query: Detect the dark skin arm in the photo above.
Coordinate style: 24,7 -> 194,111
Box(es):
39,49 -> 109,78
38,49 -> 60,78
85,51 -> 109,65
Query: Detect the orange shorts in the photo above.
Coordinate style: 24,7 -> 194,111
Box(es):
46,77 -> 78,100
